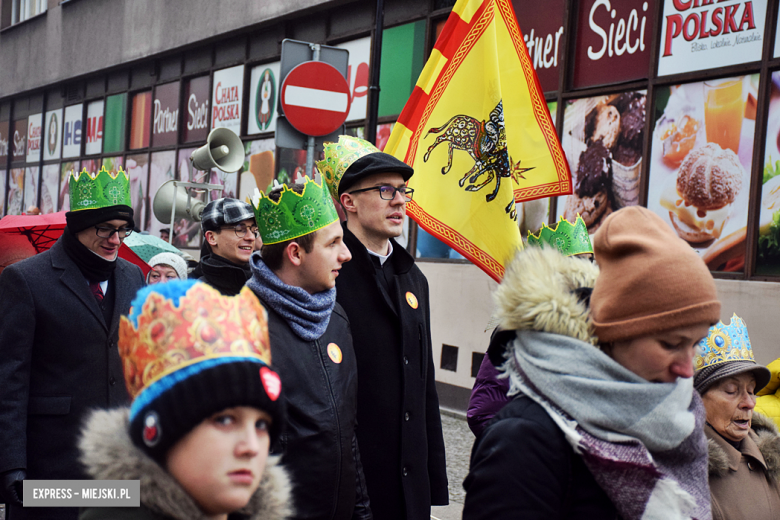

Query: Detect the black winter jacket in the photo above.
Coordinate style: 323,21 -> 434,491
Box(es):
463,396 -> 618,519
262,302 -> 371,520
198,253 -> 250,295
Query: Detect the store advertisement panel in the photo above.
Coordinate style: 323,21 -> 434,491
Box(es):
85,100 -> 104,155
211,65 -> 243,134
26,114 -> 42,164
571,0 -> 654,89
8,168 -> 23,214
183,76 -> 210,143
24,167 -> 38,210
43,109 -> 63,161
59,161 -> 79,211
13,120 -> 27,163
0,170 -> 5,216
40,164 -> 59,213
175,147 -> 206,248
248,62 -> 280,135
756,72 -> 780,274
336,37 -> 370,122
556,91 -> 647,233
512,0 -> 566,92
130,92 -> 152,150
103,94 -> 126,154
658,0 -> 767,77
126,153 -> 149,230
152,82 -> 180,148
647,74 -> 758,272
0,121 -> 8,161
148,151 -> 176,234
103,156 -> 124,172
241,138 -> 276,197
775,8 -> 780,58
62,104 -> 83,158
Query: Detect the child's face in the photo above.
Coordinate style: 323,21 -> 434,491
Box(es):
166,406 -> 271,517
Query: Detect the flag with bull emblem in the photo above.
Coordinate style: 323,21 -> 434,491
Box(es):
385,0 -> 571,282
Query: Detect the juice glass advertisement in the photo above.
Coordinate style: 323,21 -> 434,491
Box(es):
646,74 -> 758,273
756,72 -> 780,275
556,91 -> 646,233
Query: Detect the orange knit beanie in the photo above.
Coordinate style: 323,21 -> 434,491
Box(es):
590,206 -> 720,343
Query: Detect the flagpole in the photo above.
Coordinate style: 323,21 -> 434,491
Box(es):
366,0 -> 384,145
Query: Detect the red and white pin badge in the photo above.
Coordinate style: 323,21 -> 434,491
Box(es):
260,367 -> 282,401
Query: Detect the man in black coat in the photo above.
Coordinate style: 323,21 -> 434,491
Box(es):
320,136 -> 448,520
0,168 -> 145,520
245,180 -> 371,520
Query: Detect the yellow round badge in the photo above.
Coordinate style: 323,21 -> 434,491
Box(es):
327,343 -> 343,364
405,292 -> 418,309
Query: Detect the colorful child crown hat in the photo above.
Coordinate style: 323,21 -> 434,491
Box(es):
527,215 -> 593,257
693,313 -> 771,394
318,135 -> 413,198
119,280 -> 284,463
250,178 -> 339,245
65,166 -> 134,233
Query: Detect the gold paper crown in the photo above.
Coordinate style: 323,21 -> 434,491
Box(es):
119,283 -> 271,400
317,135 -> 381,199
694,314 -> 755,371
527,215 -> 593,257
69,166 -> 132,211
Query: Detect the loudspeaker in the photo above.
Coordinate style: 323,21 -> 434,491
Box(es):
190,127 -> 244,173
153,180 -> 207,223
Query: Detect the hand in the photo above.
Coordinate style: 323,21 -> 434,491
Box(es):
0,468 -> 25,506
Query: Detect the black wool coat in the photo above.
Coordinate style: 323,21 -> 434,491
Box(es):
335,224 -> 448,520
463,396 -> 618,520
0,237 -> 145,520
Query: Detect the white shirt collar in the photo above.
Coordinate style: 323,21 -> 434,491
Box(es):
366,241 -> 393,266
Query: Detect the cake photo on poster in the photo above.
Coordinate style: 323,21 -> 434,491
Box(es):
646,75 -> 757,273
756,72 -> 780,275
559,91 -> 646,234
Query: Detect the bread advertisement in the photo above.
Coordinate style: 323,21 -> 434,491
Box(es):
756,71 -> 780,275
646,74 -> 758,273
557,91 -> 646,233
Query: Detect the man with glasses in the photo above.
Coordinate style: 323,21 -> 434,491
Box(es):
0,168 -> 145,520
320,136 -> 448,520
197,198 -> 258,296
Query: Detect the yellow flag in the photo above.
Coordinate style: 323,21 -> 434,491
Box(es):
385,0 -> 571,282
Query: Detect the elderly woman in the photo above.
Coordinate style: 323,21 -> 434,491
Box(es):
694,315 -> 780,520
463,207 -> 719,519
146,252 -> 188,284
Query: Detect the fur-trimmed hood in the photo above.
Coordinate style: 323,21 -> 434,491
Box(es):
493,245 -> 600,344
79,408 -> 293,520
708,412 -> 780,482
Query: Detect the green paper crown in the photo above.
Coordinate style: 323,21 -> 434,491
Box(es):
69,166 -> 132,211
250,178 -> 339,245
317,135 -> 381,199
527,215 -> 593,257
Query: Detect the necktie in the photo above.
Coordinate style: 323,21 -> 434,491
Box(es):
89,281 -> 104,302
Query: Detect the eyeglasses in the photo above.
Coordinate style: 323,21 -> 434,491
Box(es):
95,226 -> 133,239
348,185 -> 414,201
222,224 -> 259,238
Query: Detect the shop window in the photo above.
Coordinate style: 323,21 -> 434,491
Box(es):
6,0 -> 46,27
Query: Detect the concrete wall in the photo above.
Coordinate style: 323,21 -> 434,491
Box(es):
421,262 -> 780,411
0,0 -> 335,97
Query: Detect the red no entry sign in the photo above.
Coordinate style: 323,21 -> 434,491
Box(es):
281,61 -> 351,137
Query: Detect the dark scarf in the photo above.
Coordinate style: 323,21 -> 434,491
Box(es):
199,254 -> 251,296
246,255 -> 335,341
61,227 -> 117,282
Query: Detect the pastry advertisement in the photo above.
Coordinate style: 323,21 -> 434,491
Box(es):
756,71 -> 780,275
646,74 -> 758,273
557,91 -> 646,233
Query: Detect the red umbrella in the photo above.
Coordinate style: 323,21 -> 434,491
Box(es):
0,212 -> 151,276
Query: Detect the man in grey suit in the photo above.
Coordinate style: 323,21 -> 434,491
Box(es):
0,168 -> 145,520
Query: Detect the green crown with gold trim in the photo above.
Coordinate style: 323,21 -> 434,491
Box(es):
694,314 -> 755,371
527,215 -> 593,257
69,166 -> 132,211
250,178 -> 339,245
317,135 -> 381,199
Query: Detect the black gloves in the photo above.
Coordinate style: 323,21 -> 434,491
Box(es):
0,468 -> 25,506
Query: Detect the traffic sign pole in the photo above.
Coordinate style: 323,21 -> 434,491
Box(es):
305,44 -> 321,179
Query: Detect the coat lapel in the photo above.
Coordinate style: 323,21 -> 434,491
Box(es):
109,261 -> 136,337
50,241 -> 107,330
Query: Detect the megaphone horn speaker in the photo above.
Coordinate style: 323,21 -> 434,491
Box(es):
190,127 -> 244,173
153,180 -> 207,223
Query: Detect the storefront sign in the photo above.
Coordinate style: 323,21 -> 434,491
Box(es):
152,82 -> 180,147
43,109 -> 63,161
211,65 -> 243,134
513,0 -> 565,92
130,92 -> 152,150
336,37 -> 370,122
774,7 -> 780,58
571,0 -> 654,89
85,100 -> 104,155
184,76 -> 210,143
658,0 -> 767,76
26,113 -> 42,163
62,104 -> 83,158
13,119 -> 27,162
0,121 -> 8,159
248,62 -> 280,134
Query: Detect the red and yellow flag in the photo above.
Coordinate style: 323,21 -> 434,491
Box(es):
385,0 -> 571,282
